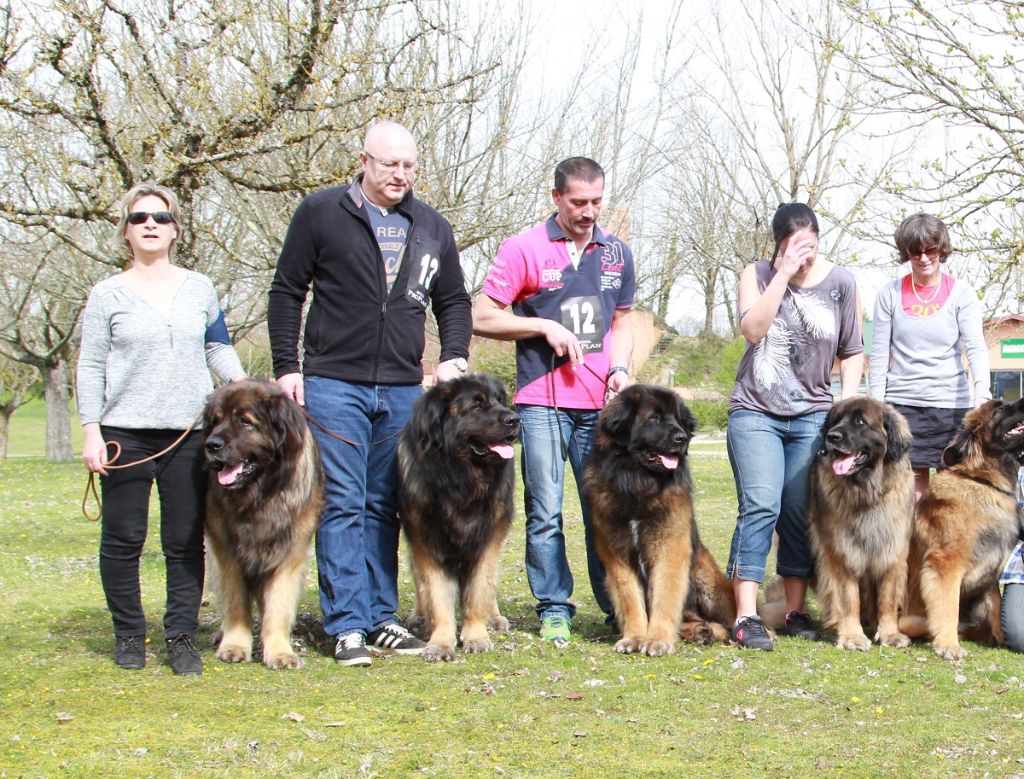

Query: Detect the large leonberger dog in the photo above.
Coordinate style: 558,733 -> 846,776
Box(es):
397,374 -> 520,662
809,397 -> 915,650
202,380 -> 323,669
585,384 -> 736,656
901,398 -> 1024,660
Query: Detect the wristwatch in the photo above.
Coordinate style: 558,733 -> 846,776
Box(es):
450,358 -> 468,373
607,365 -> 629,379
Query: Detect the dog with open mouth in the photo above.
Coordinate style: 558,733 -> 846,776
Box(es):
202,379 -> 323,669
585,384 -> 736,656
902,397 -> 1024,660
809,397 -> 915,650
397,374 -> 519,661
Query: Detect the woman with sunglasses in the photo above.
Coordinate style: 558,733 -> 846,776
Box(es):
868,214 -> 990,502
77,182 -> 245,674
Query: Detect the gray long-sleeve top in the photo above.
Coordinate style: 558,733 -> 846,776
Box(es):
868,275 -> 990,408
77,270 -> 245,429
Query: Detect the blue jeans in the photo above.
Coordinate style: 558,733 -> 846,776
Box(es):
518,404 -> 611,622
725,408 -> 828,582
1001,582 -> 1024,653
305,376 -> 422,638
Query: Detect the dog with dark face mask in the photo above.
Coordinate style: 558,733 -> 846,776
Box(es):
585,384 -> 736,656
203,380 -> 323,669
397,374 -> 520,662
809,397 -> 914,651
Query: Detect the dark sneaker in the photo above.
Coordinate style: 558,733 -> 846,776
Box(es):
784,610 -> 821,641
732,615 -> 773,651
114,634 -> 146,670
166,634 -> 203,675
334,631 -> 372,667
540,614 -> 571,648
367,623 -> 426,656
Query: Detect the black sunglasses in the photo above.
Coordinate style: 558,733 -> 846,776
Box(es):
127,211 -> 176,225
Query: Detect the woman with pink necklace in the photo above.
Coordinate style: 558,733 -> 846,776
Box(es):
868,213 -> 990,501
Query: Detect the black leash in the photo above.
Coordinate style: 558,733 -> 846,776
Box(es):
548,354 -> 612,463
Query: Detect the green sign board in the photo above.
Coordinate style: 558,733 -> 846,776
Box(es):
1001,338 -> 1024,359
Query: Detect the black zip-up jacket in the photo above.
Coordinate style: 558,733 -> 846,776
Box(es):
268,179 -> 471,384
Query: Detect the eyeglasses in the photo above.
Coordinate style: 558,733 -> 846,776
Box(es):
912,246 -> 940,259
363,151 -> 417,173
127,211 -> 176,225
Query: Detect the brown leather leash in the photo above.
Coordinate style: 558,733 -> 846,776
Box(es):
302,408 -> 402,447
81,413 -> 204,521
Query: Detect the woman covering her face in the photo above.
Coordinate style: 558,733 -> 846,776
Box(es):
724,202 -> 864,652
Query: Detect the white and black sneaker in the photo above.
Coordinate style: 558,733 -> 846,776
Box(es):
366,623 -> 426,656
333,631 -> 372,667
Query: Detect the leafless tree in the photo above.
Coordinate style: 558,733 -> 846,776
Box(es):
837,0 -> 1024,311
0,355 -> 39,459
643,0 -> 909,335
0,0 -> 542,456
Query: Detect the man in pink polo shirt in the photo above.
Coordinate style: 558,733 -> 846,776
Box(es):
473,157 -> 635,646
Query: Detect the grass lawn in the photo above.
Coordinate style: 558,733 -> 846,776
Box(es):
1,411 -> 1023,777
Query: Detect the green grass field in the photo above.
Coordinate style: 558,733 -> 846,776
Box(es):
1,409 -> 1023,777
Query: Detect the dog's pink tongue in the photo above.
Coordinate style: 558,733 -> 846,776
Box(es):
217,463 -> 244,486
832,454 -> 858,476
489,443 -> 515,460
659,454 -> 679,470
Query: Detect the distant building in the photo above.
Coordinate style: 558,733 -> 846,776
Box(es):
986,315 -> 1024,401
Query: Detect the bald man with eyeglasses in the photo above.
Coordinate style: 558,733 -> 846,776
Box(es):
268,121 -> 472,667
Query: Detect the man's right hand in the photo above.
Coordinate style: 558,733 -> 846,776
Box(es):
541,320 -> 584,367
276,372 -> 305,406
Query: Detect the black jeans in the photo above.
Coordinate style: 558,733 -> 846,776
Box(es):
98,427 -> 206,639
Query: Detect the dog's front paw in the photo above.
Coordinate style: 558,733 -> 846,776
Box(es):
462,637 -> 494,654
406,612 -> 426,633
836,633 -> 872,651
264,651 -> 303,670
933,642 -> 965,662
488,614 -> 510,633
876,630 -> 911,648
641,638 -> 675,657
614,637 -> 643,654
216,643 -> 252,663
423,643 -> 456,662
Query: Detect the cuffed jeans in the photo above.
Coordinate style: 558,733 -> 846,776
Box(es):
518,404 -> 611,622
98,427 -> 206,639
305,376 -> 421,638
725,408 -> 828,583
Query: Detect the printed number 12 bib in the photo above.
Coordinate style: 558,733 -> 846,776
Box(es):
560,295 -> 603,353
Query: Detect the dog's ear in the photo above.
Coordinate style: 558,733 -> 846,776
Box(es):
269,388 -> 307,456
823,404 -> 839,435
882,404 -> 912,462
674,394 -> 698,438
406,383 -> 450,453
941,403 -> 994,467
600,386 -> 638,447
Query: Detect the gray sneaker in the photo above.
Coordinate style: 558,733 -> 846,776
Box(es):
333,631 -> 372,666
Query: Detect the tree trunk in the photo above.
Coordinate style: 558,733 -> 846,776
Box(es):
702,283 -> 716,337
43,360 -> 73,461
0,409 -> 10,459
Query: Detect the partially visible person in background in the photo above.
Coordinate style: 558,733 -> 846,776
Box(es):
998,468 -> 1024,653
77,182 -> 246,675
868,213 -> 990,501
725,202 -> 863,652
